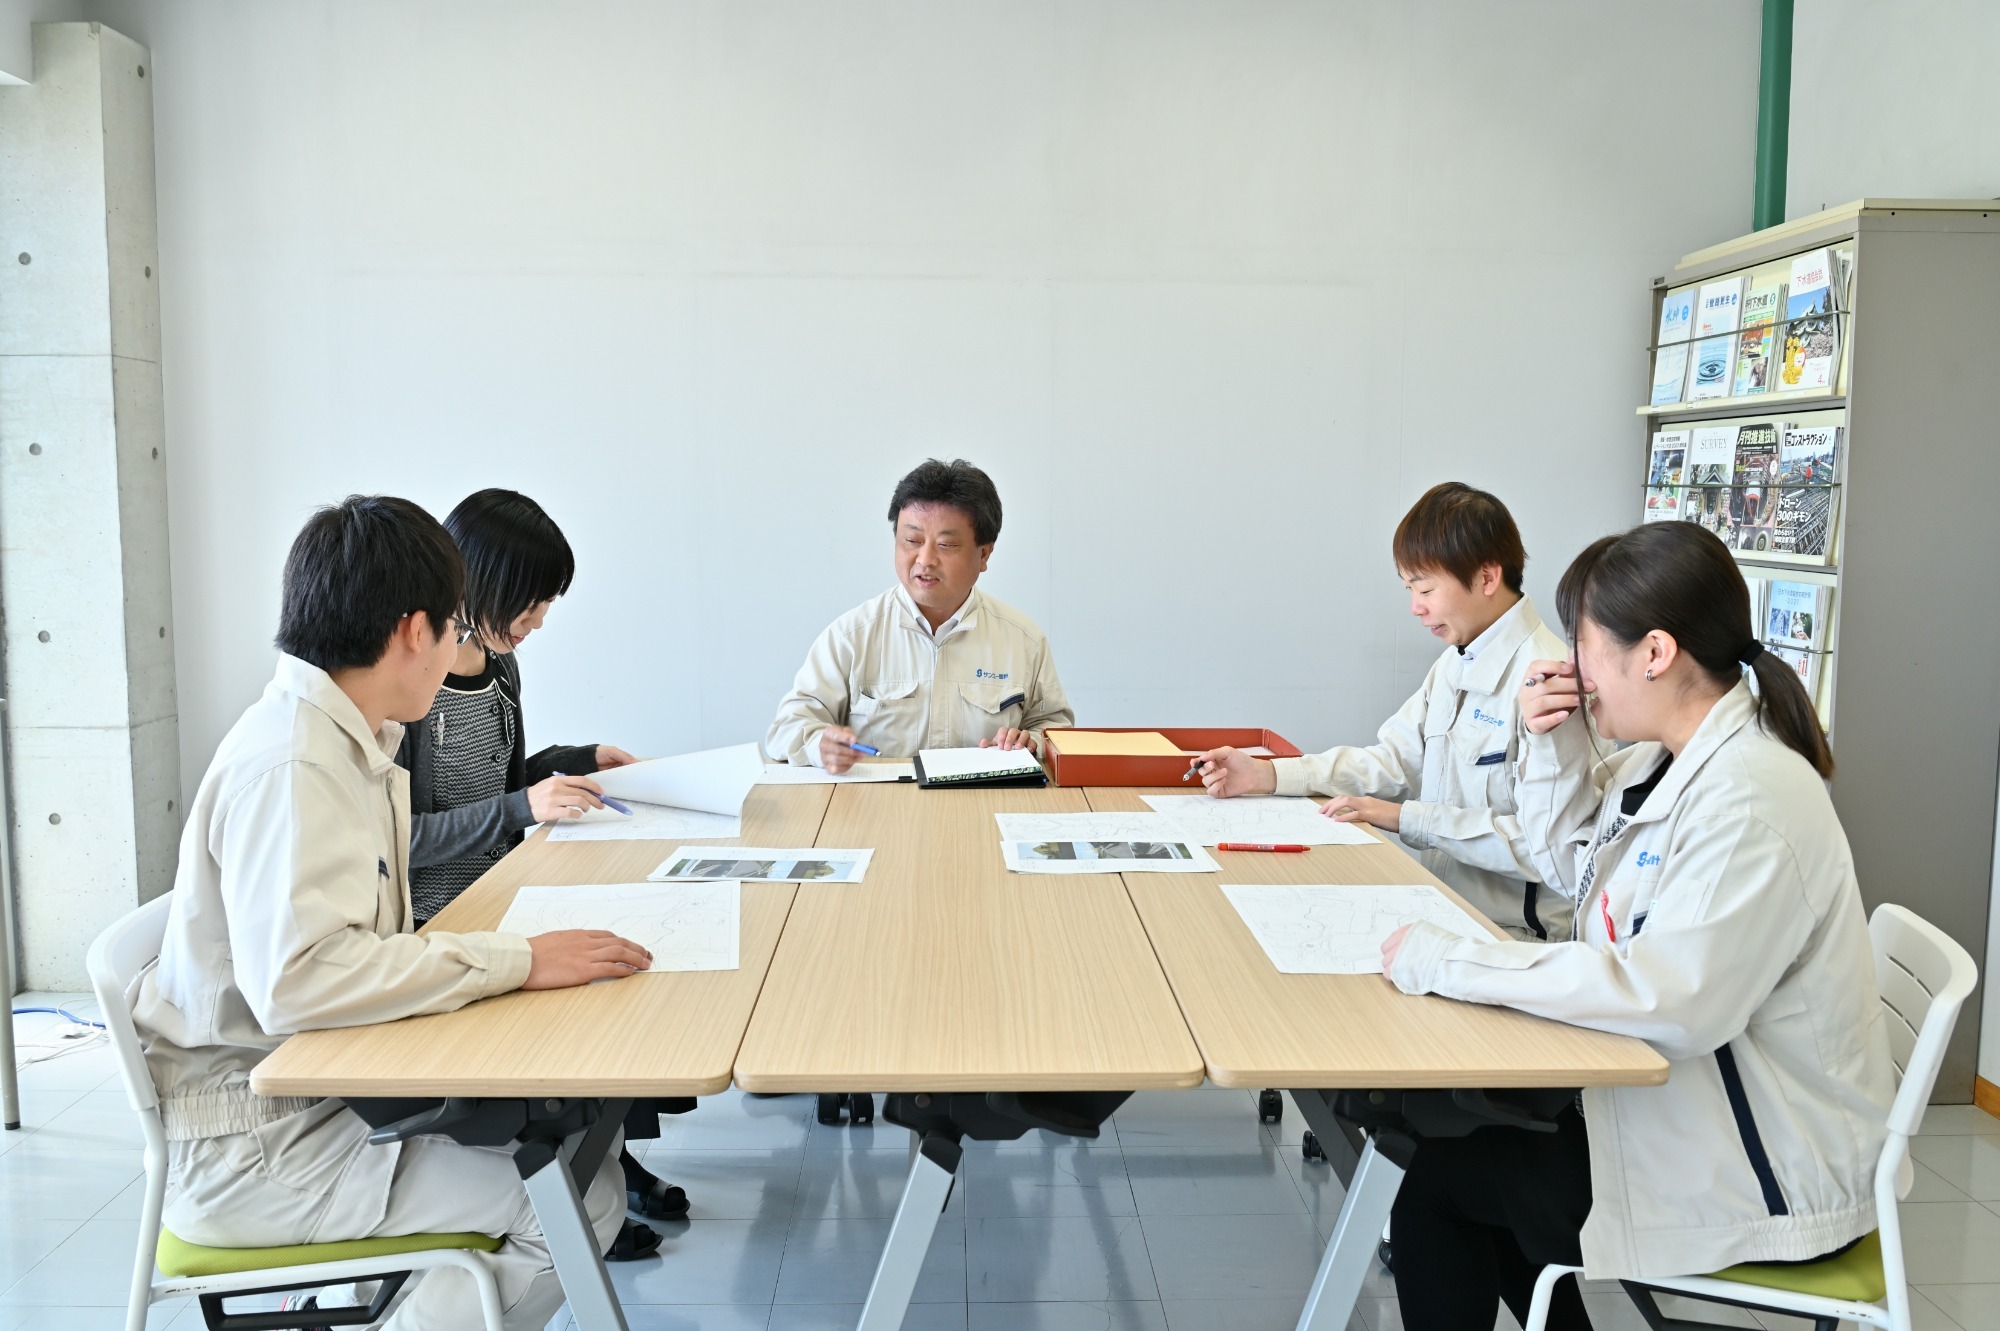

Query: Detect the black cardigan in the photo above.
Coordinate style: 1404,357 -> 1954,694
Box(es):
395,649 -> 601,868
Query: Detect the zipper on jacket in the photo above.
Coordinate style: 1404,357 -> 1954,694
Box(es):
1715,1044 -> 1789,1216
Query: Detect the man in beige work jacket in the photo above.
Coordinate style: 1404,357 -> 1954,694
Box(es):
767,458 -> 1073,772
131,496 -> 652,1329
1194,482 -> 1570,941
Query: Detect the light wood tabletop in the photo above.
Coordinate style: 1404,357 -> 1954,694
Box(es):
731,783 -> 1206,1093
250,783 -> 834,1099
1086,789 -> 1670,1090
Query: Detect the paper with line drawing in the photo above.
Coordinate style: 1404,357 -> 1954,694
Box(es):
496,882 -> 739,972
1140,794 -> 1377,846
1221,882 -> 1491,974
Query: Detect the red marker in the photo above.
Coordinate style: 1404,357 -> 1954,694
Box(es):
1217,843 -> 1309,853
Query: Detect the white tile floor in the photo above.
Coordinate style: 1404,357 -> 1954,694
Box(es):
8,992 -> 2000,1331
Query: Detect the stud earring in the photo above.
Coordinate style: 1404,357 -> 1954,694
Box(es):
1644,668 -> 1654,681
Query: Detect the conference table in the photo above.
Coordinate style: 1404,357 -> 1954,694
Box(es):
252,773 -> 1668,1331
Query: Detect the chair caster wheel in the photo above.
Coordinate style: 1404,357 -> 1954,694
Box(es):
1258,1089 -> 1283,1123
849,1092 -> 874,1126
1378,1239 -> 1394,1274
816,1093 -> 846,1126
1302,1130 -> 1326,1163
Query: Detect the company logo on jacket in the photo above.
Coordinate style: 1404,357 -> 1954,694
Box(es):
1471,708 -> 1505,727
974,668 -> 1010,680
1635,850 -> 1663,869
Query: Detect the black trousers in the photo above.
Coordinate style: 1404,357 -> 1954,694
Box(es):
1390,1104 -> 1594,1331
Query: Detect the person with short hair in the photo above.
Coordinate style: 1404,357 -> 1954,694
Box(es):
1194,482 -> 1571,940
1379,520 -> 1890,1331
131,495 -> 650,1330
767,458 -> 1073,773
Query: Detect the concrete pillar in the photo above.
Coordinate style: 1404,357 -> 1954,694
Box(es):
0,21 -> 178,989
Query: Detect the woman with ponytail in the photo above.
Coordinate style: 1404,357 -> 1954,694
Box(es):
1378,521 -> 1893,1331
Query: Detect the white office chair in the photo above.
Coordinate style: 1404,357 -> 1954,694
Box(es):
1521,902 -> 1979,1331
88,894 -> 507,1331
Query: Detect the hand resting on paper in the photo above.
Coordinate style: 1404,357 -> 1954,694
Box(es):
521,929 -> 653,989
979,727 -> 1035,753
528,774 -> 607,822
1520,658 -> 1584,735
1191,747 -> 1278,799
1380,924 -> 1411,983
818,726 -> 862,775
594,745 -> 639,769
1322,795 -> 1400,833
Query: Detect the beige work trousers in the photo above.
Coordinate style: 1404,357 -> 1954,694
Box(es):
164,1099 -> 625,1330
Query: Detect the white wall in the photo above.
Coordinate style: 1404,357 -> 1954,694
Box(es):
111,1 -> 1761,811
1787,0 -> 2000,218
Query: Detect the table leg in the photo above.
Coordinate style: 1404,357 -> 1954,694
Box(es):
856,1131 -> 961,1331
519,1134 -> 630,1331
1292,1131 -> 1413,1331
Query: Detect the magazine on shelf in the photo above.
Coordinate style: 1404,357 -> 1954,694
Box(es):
1695,276 -> 1746,338
1780,249 -> 1840,392
1648,430 -> 1689,485
1688,334 -> 1736,400
1765,579 -> 1833,651
1679,425 -> 1735,538
1743,574 -> 1771,640
1651,343 -> 1693,406
1643,485 -> 1685,523
1770,644 -> 1824,706
1733,282 -> 1786,396
1728,422 -> 1781,553
1771,423 -> 1841,562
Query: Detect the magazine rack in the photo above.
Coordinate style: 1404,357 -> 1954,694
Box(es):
1636,199 -> 2000,1097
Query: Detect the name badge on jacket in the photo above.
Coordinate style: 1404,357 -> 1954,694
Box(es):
1475,750 -> 1507,766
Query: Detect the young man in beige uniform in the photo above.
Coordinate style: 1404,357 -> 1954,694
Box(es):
767,458 -> 1073,772
130,496 -> 653,1330
1193,482 -> 1571,941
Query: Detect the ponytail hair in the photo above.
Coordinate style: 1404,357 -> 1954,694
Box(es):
1554,522 -> 1833,777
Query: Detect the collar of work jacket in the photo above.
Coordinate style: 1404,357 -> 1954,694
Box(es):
1608,678 -> 1759,831
273,652 -> 407,776
892,583 -> 981,643
1448,596 -> 1546,696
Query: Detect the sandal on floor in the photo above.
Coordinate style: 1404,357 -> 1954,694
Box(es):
606,1218 -> 662,1262
627,1175 -> 691,1219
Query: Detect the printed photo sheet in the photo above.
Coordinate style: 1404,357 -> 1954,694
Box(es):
649,847 -> 875,884
546,800 -> 743,843
1139,794 -> 1376,846
994,812 -> 1221,875
1221,882 -> 1492,975
495,881 -> 739,972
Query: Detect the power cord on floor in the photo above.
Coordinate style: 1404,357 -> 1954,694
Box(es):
12,1003 -> 110,1069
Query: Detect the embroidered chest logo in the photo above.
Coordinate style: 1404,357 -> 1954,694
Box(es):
974,668 -> 1010,681
1635,850 -> 1663,869
1470,707 -> 1504,727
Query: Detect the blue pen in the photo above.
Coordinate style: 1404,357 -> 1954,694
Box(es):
846,741 -> 881,756
556,772 -> 631,816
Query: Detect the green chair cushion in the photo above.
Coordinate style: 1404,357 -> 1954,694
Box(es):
1707,1230 -> 1887,1304
157,1226 -> 503,1279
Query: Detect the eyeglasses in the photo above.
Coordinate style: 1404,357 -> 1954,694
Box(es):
447,616 -> 478,646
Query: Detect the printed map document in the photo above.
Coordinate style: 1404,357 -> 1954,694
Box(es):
594,743 -> 762,817
496,882 -> 740,972
1221,882 -> 1492,974
649,847 -> 875,884
1140,794 -> 1377,847
546,800 -> 743,843
757,762 -> 917,785
994,812 -> 1221,875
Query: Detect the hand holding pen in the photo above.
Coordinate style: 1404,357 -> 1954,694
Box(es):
1183,747 -> 1279,799
1520,659 -> 1583,735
